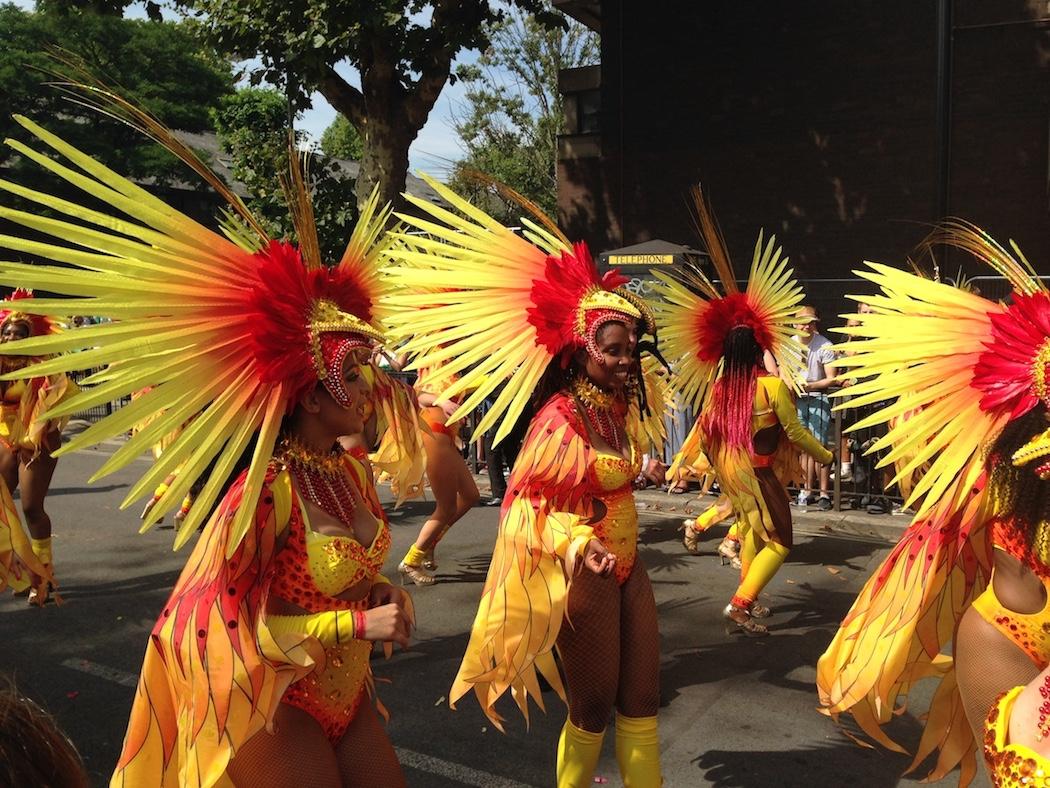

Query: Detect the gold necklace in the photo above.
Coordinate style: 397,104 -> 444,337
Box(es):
276,435 -> 357,527
570,375 -> 623,452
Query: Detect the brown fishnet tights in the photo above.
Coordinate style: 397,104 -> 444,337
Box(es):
227,698 -> 405,787
556,559 -> 661,733
956,599 -> 1041,744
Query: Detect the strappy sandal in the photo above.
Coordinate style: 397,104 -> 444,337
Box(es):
680,520 -> 702,554
422,549 -> 437,571
723,603 -> 768,637
398,561 -> 436,586
717,536 -> 742,569
748,602 -> 772,619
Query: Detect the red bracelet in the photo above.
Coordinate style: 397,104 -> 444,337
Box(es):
353,610 -> 367,640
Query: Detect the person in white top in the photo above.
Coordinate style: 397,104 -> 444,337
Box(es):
791,305 -> 838,510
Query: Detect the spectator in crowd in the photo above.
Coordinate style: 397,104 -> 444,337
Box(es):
838,302 -> 894,514
0,680 -> 89,788
792,305 -> 838,510
483,393 -> 531,505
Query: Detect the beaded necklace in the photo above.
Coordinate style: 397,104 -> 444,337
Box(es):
276,436 -> 358,528
571,375 -> 624,453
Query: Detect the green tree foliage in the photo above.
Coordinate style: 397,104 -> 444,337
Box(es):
212,88 -> 358,260
319,115 -> 363,161
450,3 -> 598,223
0,5 -> 233,184
183,0 -> 559,211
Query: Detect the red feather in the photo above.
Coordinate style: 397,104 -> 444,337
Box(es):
527,243 -> 627,354
244,241 -> 378,409
695,292 -> 773,363
973,292 -> 1050,417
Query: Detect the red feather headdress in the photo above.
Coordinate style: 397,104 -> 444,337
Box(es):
0,289 -> 55,338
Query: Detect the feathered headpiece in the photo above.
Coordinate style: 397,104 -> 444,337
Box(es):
837,219 -> 1050,507
0,289 -> 55,338
383,175 -> 643,445
0,97 -> 392,553
651,186 -> 806,407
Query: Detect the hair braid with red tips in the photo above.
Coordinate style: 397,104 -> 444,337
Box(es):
700,326 -> 764,452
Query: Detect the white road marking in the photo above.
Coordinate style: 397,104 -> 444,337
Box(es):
60,657 -> 535,787
394,748 -> 534,788
61,658 -> 138,688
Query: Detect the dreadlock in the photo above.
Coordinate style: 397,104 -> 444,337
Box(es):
701,326 -> 763,452
987,404 -> 1050,561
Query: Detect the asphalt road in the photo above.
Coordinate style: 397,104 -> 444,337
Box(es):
0,442 -> 990,788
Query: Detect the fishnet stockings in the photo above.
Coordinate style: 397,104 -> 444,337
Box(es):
956,602 -> 1041,743
227,699 -> 405,787
557,560 -> 660,733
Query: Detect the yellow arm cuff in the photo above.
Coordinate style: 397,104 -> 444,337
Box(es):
266,610 -> 356,645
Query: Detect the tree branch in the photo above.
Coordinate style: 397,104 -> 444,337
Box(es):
318,66 -> 366,129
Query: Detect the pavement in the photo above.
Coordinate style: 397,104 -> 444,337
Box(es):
0,434 -> 989,787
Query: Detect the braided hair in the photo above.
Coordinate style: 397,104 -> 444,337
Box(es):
701,326 -> 763,451
987,404 -> 1050,559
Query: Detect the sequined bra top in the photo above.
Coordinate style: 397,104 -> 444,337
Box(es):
589,445 -> 641,494
269,469 -> 392,612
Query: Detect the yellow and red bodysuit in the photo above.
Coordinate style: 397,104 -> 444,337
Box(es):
972,518 -> 1050,669
112,451 -> 393,786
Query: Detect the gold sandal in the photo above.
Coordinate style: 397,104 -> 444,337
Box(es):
680,520 -> 702,555
717,536 -> 741,569
723,603 -> 768,637
398,561 -> 436,586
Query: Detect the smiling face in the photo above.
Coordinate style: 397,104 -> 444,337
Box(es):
581,319 -> 637,393
0,320 -> 30,344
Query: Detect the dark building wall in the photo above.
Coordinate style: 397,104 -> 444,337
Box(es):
558,1 -> 1050,317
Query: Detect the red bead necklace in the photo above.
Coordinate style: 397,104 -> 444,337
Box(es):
277,436 -> 358,528
571,375 -> 625,453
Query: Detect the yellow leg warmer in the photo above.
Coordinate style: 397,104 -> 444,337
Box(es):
615,713 -> 662,787
693,495 -> 731,532
732,540 -> 789,607
402,543 -> 429,568
557,719 -> 605,788
30,537 -> 52,565
738,526 -> 759,578
726,520 -> 740,541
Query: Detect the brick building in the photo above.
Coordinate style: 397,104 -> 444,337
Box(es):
555,1 -> 1050,315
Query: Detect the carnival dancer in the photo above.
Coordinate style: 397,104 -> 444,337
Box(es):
816,221 -> 1050,784
653,191 -> 828,636
383,176 -> 666,787
0,83 -> 418,784
396,354 -> 480,585
0,290 -> 77,604
674,348 -> 785,566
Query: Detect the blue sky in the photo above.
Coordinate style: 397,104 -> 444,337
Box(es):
11,0 -> 468,175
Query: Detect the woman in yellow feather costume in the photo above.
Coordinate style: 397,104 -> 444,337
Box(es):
651,190 -> 828,636
816,222 -> 1050,785
0,289 -> 77,605
383,177 -> 667,787
0,78 -> 421,784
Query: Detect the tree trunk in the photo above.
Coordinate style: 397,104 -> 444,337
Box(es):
356,112 -> 416,216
